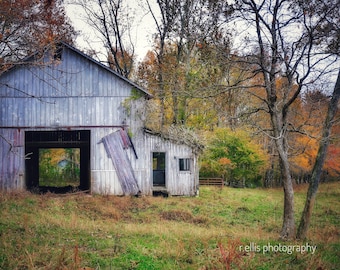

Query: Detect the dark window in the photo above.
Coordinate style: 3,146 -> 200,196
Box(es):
54,44 -> 63,61
153,152 -> 166,170
179,158 -> 190,171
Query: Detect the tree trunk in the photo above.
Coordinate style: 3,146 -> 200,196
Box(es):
277,140 -> 296,240
270,104 -> 296,240
297,70 -> 340,240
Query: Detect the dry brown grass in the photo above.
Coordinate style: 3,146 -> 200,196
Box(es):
0,183 -> 339,269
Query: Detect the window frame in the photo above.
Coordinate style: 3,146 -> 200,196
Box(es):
179,158 -> 191,172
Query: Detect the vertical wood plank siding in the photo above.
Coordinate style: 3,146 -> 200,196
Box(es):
102,131 -> 139,195
0,48 -> 133,128
0,43 -> 198,195
0,129 -> 25,190
133,132 -> 199,196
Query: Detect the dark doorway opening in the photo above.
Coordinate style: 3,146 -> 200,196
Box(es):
25,130 -> 90,193
152,152 -> 166,186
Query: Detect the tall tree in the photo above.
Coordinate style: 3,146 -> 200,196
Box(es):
229,0 -> 339,240
145,0 -> 180,127
297,69 -> 340,239
144,0 -> 233,128
75,0 -> 136,78
0,0 -> 76,72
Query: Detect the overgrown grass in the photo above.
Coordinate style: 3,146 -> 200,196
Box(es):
0,182 -> 339,269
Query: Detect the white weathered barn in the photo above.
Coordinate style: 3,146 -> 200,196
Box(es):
0,42 -> 200,196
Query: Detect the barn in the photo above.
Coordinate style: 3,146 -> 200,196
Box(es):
0,42 -> 200,196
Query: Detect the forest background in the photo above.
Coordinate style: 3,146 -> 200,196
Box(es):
64,0 -> 340,187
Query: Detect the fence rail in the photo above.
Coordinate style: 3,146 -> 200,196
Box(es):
199,178 -> 224,187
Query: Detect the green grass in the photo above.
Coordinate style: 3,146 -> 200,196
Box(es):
0,182 -> 339,269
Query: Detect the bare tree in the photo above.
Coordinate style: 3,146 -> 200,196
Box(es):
75,0 -> 136,78
144,0 -> 180,127
230,0 -> 339,240
297,70 -> 340,239
294,0 -> 340,239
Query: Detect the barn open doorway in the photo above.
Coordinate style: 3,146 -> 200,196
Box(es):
25,130 -> 90,193
39,148 -> 80,188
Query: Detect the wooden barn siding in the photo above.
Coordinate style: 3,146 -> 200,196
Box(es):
0,48 -> 129,98
91,128 -> 122,195
90,128 -> 148,195
0,45 -> 138,193
136,132 -> 198,196
0,129 -> 25,190
0,97 -> 127,127
0,98 -> 131,128
102,131 -> 139,195
0,45 -> 197,195
0,127 -> 198,195
0,47 -> 140,129
90,128 -> 198,196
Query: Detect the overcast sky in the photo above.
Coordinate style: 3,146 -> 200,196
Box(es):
64,1 -> 338,91
64,1 -> 157,62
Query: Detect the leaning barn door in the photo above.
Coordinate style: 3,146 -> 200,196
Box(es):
102,130 -> 139,195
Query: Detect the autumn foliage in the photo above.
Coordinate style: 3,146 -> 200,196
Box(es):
200,128 -> 268,187
0,0 -> 76,71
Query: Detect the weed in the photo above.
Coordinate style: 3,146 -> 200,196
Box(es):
0,183 -> 339,269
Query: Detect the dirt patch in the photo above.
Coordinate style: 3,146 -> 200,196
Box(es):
160,210 -> 208,224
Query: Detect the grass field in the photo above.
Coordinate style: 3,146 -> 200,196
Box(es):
0,182 -> 339,269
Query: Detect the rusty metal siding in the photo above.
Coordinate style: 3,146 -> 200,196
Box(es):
0,129 -> 25,190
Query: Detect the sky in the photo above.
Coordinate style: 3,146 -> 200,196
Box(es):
64,1 -> 157,62
64,1 -> 338,90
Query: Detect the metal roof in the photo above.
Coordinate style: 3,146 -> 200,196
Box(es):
0,41 -> 153,99
59,42 -> 153,99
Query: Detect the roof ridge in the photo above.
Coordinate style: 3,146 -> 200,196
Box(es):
59,41 -> 153,99
0,41 -> 153,99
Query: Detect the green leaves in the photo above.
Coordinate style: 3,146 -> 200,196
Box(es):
201,128 -> 267,186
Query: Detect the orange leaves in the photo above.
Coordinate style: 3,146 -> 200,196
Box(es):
1,0 -> 76,69
290,132 -> 340,179
218,157 -> 232,166
290,135 -> 318,173
324,145 -> 340,177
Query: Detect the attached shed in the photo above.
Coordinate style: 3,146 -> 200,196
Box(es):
0,42 -> 200,196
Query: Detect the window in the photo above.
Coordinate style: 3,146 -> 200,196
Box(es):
153,152 -> 166,170
53,44 -> 63,61
179,158 -> 190,171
